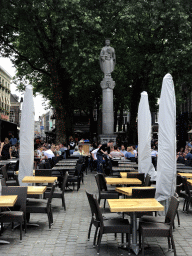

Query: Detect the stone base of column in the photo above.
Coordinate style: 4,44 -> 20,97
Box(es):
98,134 -> 117,144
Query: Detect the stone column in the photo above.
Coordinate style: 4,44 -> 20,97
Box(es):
101,77 -> 115,135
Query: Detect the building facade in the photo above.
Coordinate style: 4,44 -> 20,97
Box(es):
0,65 -> 11,121
10,94 -> 21,126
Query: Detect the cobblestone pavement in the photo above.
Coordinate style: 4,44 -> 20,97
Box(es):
0,171 -> 192,256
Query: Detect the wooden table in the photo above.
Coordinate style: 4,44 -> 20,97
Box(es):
187,179 -> 192,185
59,159 -> 77,162
0,195 -> 18,207
115,186 -> 155,196
22,176 -> 57,183
178,173 -> 192,178
15,170 -> 35,175
0,195 -> 18,244
108,198 -> 164,255
105,178 -> 142,185
120,172 -> 139,178
52,166 -> 75,170
56,162 -> 76,166
27,186 -> 47,195
112,167 -> 136,172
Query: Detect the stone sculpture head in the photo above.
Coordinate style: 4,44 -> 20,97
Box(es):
105,38 -> 110,46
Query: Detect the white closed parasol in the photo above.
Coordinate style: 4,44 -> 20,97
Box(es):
156,74 -> 176,211
138,91 -> 157,180
18,84 -> 35,185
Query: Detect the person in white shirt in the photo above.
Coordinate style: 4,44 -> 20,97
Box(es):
91,144 -> 101,160
43,146 -> 55,159
91,144 -> 102,171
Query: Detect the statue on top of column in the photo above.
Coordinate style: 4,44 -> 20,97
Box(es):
99,39 -> 116,77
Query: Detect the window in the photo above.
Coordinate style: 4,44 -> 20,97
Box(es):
9,111 -> 15,123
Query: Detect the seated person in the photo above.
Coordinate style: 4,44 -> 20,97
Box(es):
125,146 -> 135,159
176,147 -> 185,163
41,146 -> 55,159
110,145 -> 124,158
120,144 -> 127,156
78,145 -> 87,156
185,149 -> 192,160
73,146 -> 80,155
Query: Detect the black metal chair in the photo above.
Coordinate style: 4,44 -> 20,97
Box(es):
1,186 -> 28,240
127,172 -> 145,186
86,190 -> 131,254
95,174 -> 119,208
44,172 -> 69,211
181,176 -> 192,213
139,196 -> 179,256
1,165 -> 19,186
67,164 -> 83,191
35,169 -> 52,176
26,183 -> 56,229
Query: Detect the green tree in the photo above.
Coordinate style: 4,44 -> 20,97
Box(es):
1,0 -> 192,144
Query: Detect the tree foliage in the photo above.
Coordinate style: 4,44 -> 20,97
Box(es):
1,0 -> 192,142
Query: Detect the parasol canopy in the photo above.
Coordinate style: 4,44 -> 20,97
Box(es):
18,84 -> 35,185
156,74 -> 176,202
138,91 -> 157,180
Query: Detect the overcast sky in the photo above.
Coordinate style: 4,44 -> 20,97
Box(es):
0,57 -> 48,121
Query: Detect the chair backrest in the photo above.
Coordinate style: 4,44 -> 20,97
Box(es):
127,173 -> 145,185
181,176 -> 191,197
52,157 -> 57,166
86,190 -> 103,225
61,171 -> 69,191
35,169 -> 52,176
1,165 -> 8,181
1,178 -> 6,186
132,188 -> 156,198
144,174 -> 151,186
77,156 -> 85,164
2,186 -> 28,214
95,174 -> 107,193
47,183 -> 56,205
74,163 -> 83,176
38,163 -> 45,169
165,196 -> 179,229
45,161 -> 52,169
14,160 -> 19,172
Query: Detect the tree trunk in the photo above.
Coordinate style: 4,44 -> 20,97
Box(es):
127,78 -> 143,145
54,67 -> 74,142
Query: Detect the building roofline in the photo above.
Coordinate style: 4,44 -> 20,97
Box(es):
0,65 -> 13,79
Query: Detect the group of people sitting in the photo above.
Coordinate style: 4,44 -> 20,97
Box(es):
0,136 -> 19,160
177,144 -> 192,164
90,141 -> 138,173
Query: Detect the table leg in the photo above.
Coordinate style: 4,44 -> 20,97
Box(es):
130,212 -> 139,255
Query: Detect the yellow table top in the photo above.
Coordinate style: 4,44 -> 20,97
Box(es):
15,170 -> 35,175
115,186 -> 155,196
22,176 -> 57,183
187,179 -> 192,185
178,173 -> 192,179
105,177 -> 142,185
120,172 -> 139,178
27,186 -> 47,194
108,198 -> 164,212
0,195 -> 18,207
